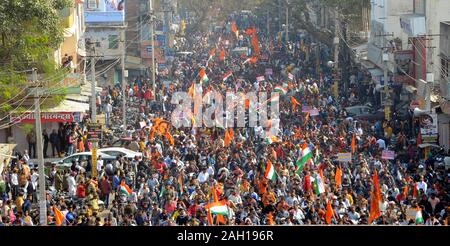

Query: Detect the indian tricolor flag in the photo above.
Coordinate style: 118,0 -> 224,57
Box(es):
223,71 -> 233,82
288,73 -> 294,80
296,144 -> 312,174
199,67 -> 209,83
120,181 -> 133,196
265,160 -> 277,181
315,173 -> 326,195
207,200 -> 229,216
274,85 -> 288,95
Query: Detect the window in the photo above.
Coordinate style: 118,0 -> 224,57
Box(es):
441,57 -> 449,79
108,35 -> 119,49
87,0 -> 99,9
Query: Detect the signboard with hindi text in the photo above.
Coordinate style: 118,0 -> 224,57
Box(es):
87,123 -> 103,141
381,150 -> 396,160
337,153 -> 352,162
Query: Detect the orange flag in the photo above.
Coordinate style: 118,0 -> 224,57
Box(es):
368,170 -> 381,224
290,96 -> 300,111
53,206 -> 65,226
219,48 -> 225,61
403,184 -> 409,200
165,131 -> 175,146
335,166 -> 342,189
325,200 -> 333,224
231,21 -> 238,34
211,184 -> 226,224
251,31 -> 260,57
224,129 -> 233,147
351,133 -> 356,154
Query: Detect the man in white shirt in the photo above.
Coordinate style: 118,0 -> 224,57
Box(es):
417,176 -> 428,195
197,169 -> 209,184
228,190 -> 242,206
376,138 -> 386,150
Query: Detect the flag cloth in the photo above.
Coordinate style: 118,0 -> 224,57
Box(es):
251,30 -> 261,57
199,67 -> 209,83
325,200 -> 333,224
53,206 -> 65,226
223,71 -> 233,82
413,182 -> 421,198
265,160 -> 277,181
120,181 -> 133,196
288,73 -> 294,80
164,131 -> 175,146
211,185 -> 226,224
224,128 -> 233,147
274,85 -> 287,95
291,96 -> 300,111
368,170 -> 381,224
296,143 -> 312,174
206,200 -> 229,216
243,56 -> 258,65
231,21 -> 238,34
207,48 -> 216,66
403,184 -> 409,200
314,173 -> 325,195
335,166 -> 342,189
415,208 -> 424,224
220,48 -> 225,61
178,175 -> 183,195
351,133 -> 356,153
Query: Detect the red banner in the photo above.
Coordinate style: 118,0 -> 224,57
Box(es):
10,112 -> 75,123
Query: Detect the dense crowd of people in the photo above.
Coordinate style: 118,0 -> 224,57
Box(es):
0,16 -> 449,226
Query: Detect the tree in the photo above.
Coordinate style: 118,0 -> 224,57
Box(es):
0,0 -> 72,112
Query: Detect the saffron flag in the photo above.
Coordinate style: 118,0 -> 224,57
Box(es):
231,21 -> 238,34
291,96 -> 300,111
224,128 -> 233,147
325,200 -> 333,224
220,48 -> 225,61
368,170 -> 381,224
53,206 -> 65,226
335,166 -> 342,189
351,133 -> 356,154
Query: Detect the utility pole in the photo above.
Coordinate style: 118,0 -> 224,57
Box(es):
121,28 -> 127,129
285,2 -> 289,44
149,0 -> 156,97
88,42 -> 98,179
90,55 -> 97,122
32,68 -> 47,226
333,8 -> 340,99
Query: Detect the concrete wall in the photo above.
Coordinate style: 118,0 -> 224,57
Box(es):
426,0 -> 450,82
85,28 -> 124,59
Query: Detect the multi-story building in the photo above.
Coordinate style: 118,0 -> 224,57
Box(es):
83,0 -> 126,86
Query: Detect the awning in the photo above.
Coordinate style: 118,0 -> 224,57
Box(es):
45,100 -> 89,113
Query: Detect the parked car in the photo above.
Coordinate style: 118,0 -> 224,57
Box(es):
46,152 -> 116,173
98,147 -> 143,160
345,105 -> 385,121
